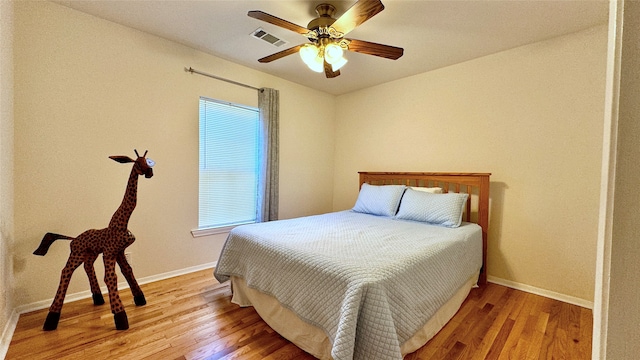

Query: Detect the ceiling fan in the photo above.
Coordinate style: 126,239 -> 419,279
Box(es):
248,0 -> 404,78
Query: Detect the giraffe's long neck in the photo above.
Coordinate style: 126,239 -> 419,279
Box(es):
108,167 -> 139,231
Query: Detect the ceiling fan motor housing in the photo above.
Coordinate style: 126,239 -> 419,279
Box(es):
307,4 -> 338,35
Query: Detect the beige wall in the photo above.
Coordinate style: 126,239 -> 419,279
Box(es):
606,0 -> 640,357
0,0 -> 15,347
333,26 -> 608,302
12,1 -> 335,305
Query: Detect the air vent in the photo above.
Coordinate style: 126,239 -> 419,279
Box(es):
251,28 -> 288,47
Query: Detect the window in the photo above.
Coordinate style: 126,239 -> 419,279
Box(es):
196,97 -> 260,234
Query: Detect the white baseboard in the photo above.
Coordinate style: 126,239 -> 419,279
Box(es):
0,309 -> 19,360
14,261 -> 217,315
487,275 -> 594,309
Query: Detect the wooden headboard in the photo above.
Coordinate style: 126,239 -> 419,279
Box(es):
359,172 -> 491,285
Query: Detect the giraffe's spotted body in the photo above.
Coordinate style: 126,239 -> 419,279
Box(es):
33,150 -> 154,330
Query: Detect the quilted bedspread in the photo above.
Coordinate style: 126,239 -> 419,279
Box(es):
214,211 -> 482,360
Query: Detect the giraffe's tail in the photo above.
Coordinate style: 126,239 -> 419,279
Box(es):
33,232 -> 74,256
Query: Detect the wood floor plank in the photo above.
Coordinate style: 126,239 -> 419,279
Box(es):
578,308 -> 594,358
524,311 -> 549,359
484,317 -> 516,360
6,269 -> 592,359
470,287 -> 518,360
495,293 -> 532,360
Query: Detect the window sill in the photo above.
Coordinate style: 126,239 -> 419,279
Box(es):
191,222 -> 254,238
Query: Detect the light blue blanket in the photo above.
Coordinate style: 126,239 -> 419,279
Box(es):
214,211 -> 482,360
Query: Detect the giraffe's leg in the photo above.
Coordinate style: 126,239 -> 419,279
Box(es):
116,251 -> 146,306
44,254 -> 83,330
83,252 -> 104,305
103,255 -> 128,330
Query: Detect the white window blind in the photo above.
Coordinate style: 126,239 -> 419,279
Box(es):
198,97 -> 260,230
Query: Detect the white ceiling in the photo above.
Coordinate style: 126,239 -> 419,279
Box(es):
53,0 -> 609,95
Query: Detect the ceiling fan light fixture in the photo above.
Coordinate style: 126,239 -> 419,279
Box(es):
300,44 -> 324,72
308,55 -> 325,73
299,43 -> 320,64
324,42 -> 344,65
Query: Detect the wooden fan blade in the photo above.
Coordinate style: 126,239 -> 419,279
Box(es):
331,0 -> 385,36
248,11 -> 310,35
324,60 -> 341,78
346,38 -> 404,60
258,44 -> 304,63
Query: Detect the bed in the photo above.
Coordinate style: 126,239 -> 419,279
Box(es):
214,172 -> 490,360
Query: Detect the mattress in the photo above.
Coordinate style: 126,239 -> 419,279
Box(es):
214,211 -> 482,360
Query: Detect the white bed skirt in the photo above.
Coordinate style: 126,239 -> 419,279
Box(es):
230,272 -> 478,359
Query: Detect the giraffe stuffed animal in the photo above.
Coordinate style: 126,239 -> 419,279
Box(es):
33,149 -> 155,331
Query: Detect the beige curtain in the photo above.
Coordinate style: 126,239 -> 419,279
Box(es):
257,88 -> 279,222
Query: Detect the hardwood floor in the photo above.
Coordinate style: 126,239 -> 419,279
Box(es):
6,269 -> 592,359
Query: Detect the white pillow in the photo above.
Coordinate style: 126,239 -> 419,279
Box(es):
410,186 -> 443,194
395,188 -> 469,228
352,183 -> 406,217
